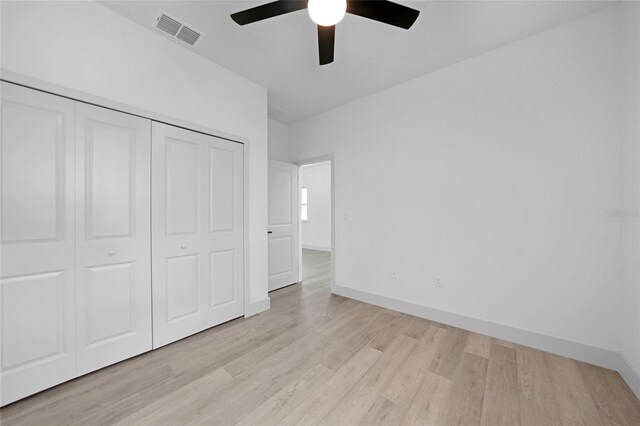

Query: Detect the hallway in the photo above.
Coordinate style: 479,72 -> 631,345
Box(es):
300,248 -> 331,288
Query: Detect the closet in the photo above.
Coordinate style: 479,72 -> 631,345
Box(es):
151,123 -> 244,348
74,103 -> 152,375
0,82 -> 245,406
1,83 -> 78,406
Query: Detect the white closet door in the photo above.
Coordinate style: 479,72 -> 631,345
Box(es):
74,104 -> 152,374
152,123 -> 243,348
204,134 -> 244,328
1,83 -> 76,406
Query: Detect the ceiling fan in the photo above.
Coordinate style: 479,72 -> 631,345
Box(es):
230,0 -> 420,65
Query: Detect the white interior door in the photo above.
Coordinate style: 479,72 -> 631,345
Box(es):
268,160 -> 299,291
74,104 -> 152,375
152,123 -> 243,348
1,83 -> 77,406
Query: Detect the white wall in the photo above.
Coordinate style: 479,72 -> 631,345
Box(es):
0,1 -> 270,309
301,162 -> 331,251
291,5 -> 626,355
268,119 -> 291,162
621,2 -> 640,384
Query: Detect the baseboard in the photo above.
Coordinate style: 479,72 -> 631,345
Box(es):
616,354 -> 640,399
333,284 -> 640,398
245,297 -> 270,318
302,244 -> 331,252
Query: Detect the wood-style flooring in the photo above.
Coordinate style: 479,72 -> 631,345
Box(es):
1,249 -> 639,425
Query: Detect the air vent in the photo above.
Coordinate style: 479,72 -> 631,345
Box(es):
177,26 -> 201,46
268,106 -> 287,120
154,11 -> 203,47
156,13 -> 181,36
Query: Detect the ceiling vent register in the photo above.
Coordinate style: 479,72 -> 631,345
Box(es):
154,11 -> 203,47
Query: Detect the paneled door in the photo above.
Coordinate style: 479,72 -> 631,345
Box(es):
0,82 -> 77,405
152,122 -> 244,348
75,104 -> 152,375
268,160 -> 299,291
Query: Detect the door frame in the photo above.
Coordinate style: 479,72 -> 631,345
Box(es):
1,72 -> 255,320
294,154 -> 335,291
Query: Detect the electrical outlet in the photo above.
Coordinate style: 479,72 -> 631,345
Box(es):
435,275 -> 443,288
391,270 -> 399,280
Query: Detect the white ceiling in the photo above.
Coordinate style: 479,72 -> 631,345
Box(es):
100,0 -> 613,124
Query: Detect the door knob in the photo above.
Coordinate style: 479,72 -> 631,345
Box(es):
181,244 -> 187,249
108,250 -> 115,256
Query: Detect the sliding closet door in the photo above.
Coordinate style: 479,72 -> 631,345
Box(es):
0,83 -> 77,406
75,104 -> 152,375
152,122 -> 244,348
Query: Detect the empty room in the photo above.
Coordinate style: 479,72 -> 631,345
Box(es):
1,0 -> 639,425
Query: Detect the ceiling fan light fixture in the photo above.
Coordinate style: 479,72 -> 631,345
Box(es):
308,0 -> 347,26
230,0 -> 420,65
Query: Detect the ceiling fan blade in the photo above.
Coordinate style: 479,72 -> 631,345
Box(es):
318,25 -> 335,65
231,0 -> 308,25
346,0 -> 420,29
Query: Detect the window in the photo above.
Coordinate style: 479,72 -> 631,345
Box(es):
301,187 -> 308,222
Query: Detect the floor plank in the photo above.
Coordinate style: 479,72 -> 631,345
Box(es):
480,343 -> 521,426
545,352 -> 606,426
428,326 -> 469,380
516,345 -> 562,426
320,335 -> 417,425
382,325 -> 447,408
279,345 -> 382,425
401,371 -> 453,425
437,353 -> 489,426
236,363 -> 334,426
464,332 -> 492,359
576,361 -> 640,426
360,395 -> 404,426
112,368 -> 234,426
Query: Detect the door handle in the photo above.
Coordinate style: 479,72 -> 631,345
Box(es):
267,231 -> 273,234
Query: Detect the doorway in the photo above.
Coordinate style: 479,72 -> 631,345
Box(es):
267,156 -> 334,293
298,158 -> 334,290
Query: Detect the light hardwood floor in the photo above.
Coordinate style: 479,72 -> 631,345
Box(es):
2,249 -> 639,425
